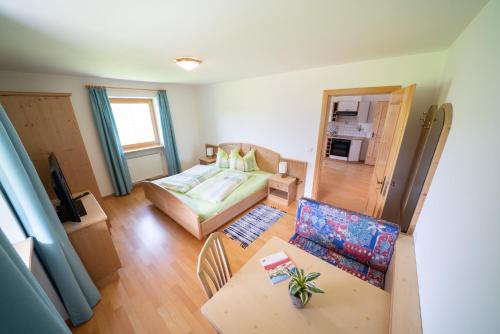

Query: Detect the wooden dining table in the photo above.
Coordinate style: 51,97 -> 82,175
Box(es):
201,237 -> 390,334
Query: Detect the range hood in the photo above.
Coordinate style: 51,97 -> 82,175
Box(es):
335,101 -> 359,116
336,110 -> 358,116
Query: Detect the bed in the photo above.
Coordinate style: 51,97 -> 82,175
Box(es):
143,143 -> 306,240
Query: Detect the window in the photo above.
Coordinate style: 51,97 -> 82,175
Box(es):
109,98 -> 160,150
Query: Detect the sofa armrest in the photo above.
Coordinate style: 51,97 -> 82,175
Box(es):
386,234 -> 422,334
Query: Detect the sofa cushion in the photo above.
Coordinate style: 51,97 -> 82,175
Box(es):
289,234 -> 385,289
294,198 -> 399,273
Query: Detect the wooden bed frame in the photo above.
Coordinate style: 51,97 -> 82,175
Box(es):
143,143 -> 306,240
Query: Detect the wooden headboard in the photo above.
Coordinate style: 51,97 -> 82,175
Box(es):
217,142 -> 307,199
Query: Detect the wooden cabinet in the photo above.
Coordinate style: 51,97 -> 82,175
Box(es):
0,92 -> 102,204
348,139 -> 363,162
365,101 -> 389,165
63,192 -> 121,288
267,174 -> 297,206
337,100 -> 359,111
330,100 -> 370,123
357,101 -> 370,123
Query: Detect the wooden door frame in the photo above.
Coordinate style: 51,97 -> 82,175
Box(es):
311,85 -> 402,199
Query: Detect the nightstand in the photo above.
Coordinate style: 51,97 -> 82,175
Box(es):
268,174 -> 297,206
199,156 -> 216,165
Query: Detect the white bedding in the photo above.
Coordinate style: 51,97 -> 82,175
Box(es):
153,164 -> 221,193
186,169 -> 251,203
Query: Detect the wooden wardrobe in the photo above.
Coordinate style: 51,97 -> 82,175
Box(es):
0,92 -> 102,203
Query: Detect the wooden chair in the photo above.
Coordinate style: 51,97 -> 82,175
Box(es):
196,232 -> 232,299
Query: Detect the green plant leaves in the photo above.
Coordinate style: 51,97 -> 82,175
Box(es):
289,283 -> 301,296
304,272 -> 320,282
296,268 -> 305,281
288,268 -> 324,302
305,282 -> 325,294
299,291 -> 310,305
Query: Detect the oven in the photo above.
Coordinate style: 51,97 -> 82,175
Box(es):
329,138 -> 351,160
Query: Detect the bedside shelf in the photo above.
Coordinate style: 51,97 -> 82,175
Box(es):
267,174 -> 297,206
269,188 -> 288,199
199,156 -> 216,165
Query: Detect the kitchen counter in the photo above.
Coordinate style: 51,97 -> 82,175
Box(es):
328,135 -> 368,140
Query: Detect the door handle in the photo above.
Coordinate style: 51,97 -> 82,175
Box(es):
378,176 -> 387,194
377,176 -> 386,185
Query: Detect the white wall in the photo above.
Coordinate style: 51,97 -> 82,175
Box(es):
0,71 -> 202,196
414,1 -> 500,333
197,51 -> 446,196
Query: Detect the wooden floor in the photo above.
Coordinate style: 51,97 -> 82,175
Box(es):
317,158 -> 374,213
71,185 -> 296,334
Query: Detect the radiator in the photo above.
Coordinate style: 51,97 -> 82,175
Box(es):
127,152 -> 165,183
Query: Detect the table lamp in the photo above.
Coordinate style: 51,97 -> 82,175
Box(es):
279,161 -> 288,178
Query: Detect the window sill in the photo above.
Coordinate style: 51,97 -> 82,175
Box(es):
123,144 -> 164,154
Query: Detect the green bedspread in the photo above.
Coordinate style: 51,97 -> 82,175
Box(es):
168,170 -> 272,221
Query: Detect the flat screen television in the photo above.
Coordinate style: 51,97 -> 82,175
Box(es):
48,153 -> 87,223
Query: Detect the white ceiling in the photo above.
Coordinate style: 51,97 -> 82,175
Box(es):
0,0 -> 487,84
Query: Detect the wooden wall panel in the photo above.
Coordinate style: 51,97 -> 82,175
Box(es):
0,94 -> 102,204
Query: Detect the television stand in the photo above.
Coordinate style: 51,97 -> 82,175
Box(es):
73,191 -> 90,201
63,191 -> 121,288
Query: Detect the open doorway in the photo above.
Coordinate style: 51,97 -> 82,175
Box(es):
312,85 -> 453,234
312,85 -> 414,217
317,93 -> 392,212
313,86 -> 401,213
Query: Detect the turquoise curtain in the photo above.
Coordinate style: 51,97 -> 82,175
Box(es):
88,87 -> 132,195
158,90 -> 181,175
0,229 -> 70,333
0,104 -> 100,325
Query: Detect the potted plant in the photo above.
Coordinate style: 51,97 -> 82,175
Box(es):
288,268 -> 324,308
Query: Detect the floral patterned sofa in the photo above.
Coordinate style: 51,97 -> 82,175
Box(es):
289,198 -> 400,289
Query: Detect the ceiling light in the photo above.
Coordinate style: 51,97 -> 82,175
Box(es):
175,57 -> 202,71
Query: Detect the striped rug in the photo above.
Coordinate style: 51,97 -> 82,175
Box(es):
223,204 -> 285,248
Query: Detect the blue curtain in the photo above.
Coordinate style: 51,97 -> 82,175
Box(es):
158,90 -> 181,175
0,229 -> 70,333
0,104 -> 100,325
88,87 -> 132,195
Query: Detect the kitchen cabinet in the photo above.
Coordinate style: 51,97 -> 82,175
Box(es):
348,139 -> 363,162
357,101 -> 370,123
337,100 -> 358,111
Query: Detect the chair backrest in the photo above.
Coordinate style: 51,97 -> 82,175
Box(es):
196,232 -> 232,299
